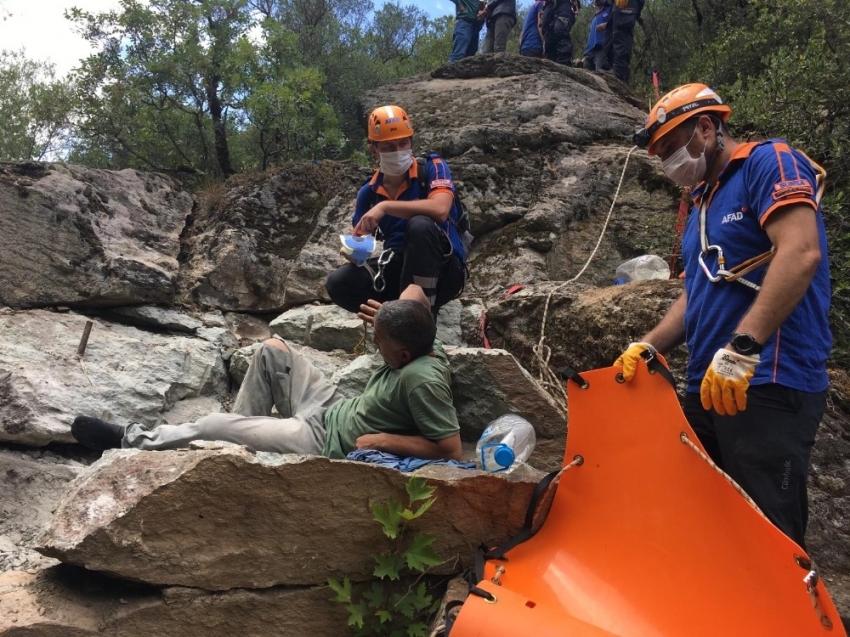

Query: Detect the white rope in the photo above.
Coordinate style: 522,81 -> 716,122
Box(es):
679,432 -> 769,522
532,146 -> 640,413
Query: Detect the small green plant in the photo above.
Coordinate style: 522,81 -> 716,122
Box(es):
329,477 -> 444,637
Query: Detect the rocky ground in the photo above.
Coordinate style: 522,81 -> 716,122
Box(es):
1,55 -> 847,634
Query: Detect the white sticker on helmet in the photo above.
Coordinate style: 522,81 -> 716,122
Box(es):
695,87 -> 721,102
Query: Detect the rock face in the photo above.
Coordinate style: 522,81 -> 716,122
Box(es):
0,309 -> 228,446
0,568 -> 347,637
363,57 -> 680,295
0,163 -> 194,309
0,449 -> 83,573
176,165 -> 368,312
484,279 -> 688,389
447,348 -> 565,471
35,447 -> 541,590
269,303 -> 366,352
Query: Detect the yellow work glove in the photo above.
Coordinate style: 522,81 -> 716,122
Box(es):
700,348 -> 759,416
614,342 -> 657,381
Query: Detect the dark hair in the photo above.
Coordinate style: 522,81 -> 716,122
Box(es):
686,114 -> 727,136
374,300 -> 436,358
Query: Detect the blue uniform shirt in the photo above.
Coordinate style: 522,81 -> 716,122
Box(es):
353,155 -> 466,263
519,0 -> 545,53
682,140 -> 831,394
584,5 -> 611,55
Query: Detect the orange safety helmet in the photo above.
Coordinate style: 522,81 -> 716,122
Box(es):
367,105 -> 414,142
633,83 -> 732,155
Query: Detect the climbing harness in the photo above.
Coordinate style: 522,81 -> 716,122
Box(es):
696,147 -> 826,292
697,185 -> 775,291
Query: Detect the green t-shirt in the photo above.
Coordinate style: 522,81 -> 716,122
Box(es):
453,0 -> 481,22
322,342 -> 459,459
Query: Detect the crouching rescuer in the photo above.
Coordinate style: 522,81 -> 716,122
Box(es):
616,83 -> 831,549
325,105 -> 468,318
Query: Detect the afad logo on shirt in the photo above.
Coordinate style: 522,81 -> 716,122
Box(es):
721,206 -> 748,224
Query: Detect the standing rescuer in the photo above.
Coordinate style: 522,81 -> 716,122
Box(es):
617,83 -> 831,548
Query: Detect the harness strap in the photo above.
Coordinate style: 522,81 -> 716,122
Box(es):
697,143 -> 826,292
717,248 -> 775,282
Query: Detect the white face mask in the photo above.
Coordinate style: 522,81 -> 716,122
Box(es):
661,128 -> 707,187
379,149 -> 413,176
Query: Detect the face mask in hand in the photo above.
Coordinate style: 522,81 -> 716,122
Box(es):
661,128 -> 707,187
379,150 -> 413,176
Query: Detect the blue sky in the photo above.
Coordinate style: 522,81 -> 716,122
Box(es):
419,0 -> 453,18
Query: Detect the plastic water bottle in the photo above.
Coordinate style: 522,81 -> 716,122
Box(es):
476,414 -> 537,474
614,255 -> 670,285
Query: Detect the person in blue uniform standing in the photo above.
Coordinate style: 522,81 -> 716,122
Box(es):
617,84 -> 831,549
582,0 -> 611,71
519,0 -> 546,58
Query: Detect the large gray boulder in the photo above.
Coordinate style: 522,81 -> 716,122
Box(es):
269,303 -> 366,352
0,449 -> 84,573
362,56 -> 680,295
447,348 -> 565,472
177,166 -> 367,312
0,163 -> 194,309
0,568 -> 346,637
35,447 -> 542,590
484,279 -> 687,388
0,309 -> 228,446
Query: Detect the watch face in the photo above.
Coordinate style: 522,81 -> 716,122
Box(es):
731,334 -> 761,355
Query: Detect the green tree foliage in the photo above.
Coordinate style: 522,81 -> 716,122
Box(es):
67,0 -> 346,176
0,51 -> 72,161
66,0 -> 452,173
253,0 -> 452,147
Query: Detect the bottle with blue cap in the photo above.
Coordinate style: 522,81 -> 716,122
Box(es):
476,414 -> 537,474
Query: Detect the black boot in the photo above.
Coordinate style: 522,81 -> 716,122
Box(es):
71,416 -> 126,450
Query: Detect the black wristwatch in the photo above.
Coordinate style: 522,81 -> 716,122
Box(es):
729,333 -> 763,356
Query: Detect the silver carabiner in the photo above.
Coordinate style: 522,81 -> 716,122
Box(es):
372,249 -> 394,293
698,244 -> 726,283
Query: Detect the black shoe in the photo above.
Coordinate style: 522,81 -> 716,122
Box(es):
71,416 -> 126,451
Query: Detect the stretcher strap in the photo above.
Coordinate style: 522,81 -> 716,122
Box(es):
639,349 -> 677,389
462,455 -> 584,608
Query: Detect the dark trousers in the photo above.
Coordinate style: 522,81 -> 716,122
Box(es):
520,47 -> 543,58
582,47 -> 610,71
545,16 -> 574,66
607,8 -> 637,83
682,385 -> 826,548
325,215 -> 465,317
449,18 -> 482,62
483,14 -> 516,54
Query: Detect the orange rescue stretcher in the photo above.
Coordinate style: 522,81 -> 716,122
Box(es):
451,359 -> 846,636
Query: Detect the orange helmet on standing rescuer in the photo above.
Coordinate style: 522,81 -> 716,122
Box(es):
633,83 -> 732,155
367,105 -> 414,142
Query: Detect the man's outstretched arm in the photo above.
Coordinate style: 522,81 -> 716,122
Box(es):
355,432 -> 463,461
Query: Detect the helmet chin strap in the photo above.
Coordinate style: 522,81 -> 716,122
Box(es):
703,125 -> 725,182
